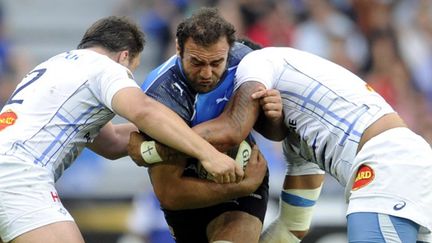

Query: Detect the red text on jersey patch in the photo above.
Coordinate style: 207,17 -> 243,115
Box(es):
352,164 -> 375,191
0,110 -> 17,131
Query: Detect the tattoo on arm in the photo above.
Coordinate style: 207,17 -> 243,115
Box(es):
226,82 -> 262,137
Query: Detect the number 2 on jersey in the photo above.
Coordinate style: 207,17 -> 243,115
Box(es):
6,68 -> 47,105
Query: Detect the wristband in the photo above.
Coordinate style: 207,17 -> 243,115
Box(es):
140,141 -> 163,164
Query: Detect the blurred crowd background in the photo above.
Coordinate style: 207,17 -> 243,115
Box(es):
1,0 -> 432,242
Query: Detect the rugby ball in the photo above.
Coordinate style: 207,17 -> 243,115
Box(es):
197,140 -> 252,180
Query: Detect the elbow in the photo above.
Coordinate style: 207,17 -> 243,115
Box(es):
218,115 -> 250,147
101,147 -> 126,160
94,150 -> 124,161
224,134 -> 243,149
106,153 -> 125,160
262,132 -> 287,142
153,184 -> 183,210
126,97 -> 155,130
222,124 -> 245,148
130,109 -> 152,128
103,154 -> 120,160
100,144 -> 128,160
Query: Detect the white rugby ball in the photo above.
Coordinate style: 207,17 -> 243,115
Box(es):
197,140 -> 252,180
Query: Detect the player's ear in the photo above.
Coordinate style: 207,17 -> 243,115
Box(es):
116,50 -> 130,66
119,50 -> 129,63
175,39 -> 180,56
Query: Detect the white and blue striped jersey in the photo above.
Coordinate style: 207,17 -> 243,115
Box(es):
235,47 -> 395,186
0,49 -> 138,181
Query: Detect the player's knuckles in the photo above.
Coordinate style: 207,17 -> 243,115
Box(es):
268,89 -> 280,96
265,111 -> 279,117
264,103 -> 277,110
252,91 -> 265,99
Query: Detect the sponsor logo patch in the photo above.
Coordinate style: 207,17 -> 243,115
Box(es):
0,110 -> 17,131
352,164 -> 375,191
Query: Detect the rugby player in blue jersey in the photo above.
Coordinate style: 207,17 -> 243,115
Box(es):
127,7 -> 284,243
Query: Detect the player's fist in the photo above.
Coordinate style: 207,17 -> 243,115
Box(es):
242,145 -> 267,192
199,151 -> 244,184
252,88 -> 283,121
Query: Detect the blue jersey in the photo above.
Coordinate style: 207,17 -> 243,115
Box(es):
141,42 -> 253,126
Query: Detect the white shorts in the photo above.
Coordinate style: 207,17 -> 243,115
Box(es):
347,127 -> 432,233
0,161 -> 74,242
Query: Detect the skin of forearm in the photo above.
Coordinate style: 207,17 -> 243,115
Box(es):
152,114 -> 245,162
89,123 -> 137,160
193,117 -> 242,152
155,142 -> 189,161
161,177 -> 250,210
149,164 -> 251,210
254,111 -> 288,141
113,88 -> 221,162
192,82 -> 263,150
149,82 -> 263,160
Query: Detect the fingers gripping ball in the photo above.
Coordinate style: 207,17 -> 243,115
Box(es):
197,140 -> 252,180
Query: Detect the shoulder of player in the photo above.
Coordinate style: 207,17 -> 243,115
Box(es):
73,49 -> 127,71
227,43 -> 253,67
144,55 -> 179,81
143,59 -> 191,94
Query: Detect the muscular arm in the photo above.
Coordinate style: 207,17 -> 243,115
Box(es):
193,81 -> 265,151
128,82 -> 277,166
113,87 -> 218,160
150,145 -> 267,210
113,87 -> 242,183
128,82 -> 263,165
124,82 -> 268,209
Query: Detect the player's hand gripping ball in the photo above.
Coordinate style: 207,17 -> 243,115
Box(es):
197,139 -> 252,180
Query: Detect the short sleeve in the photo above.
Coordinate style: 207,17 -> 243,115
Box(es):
98,63 -> 139,110
234,50 -> 275,91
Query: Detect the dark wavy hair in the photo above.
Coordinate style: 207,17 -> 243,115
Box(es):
77,16 -> 145,59
176,7 -> 236,56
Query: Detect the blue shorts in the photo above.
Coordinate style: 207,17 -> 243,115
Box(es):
347,212 -> 424,243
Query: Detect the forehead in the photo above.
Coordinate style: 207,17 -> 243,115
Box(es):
183,37 -> 230,61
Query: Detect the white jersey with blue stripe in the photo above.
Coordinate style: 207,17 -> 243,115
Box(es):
0,49 -> 138,181
234,47 -> 395,185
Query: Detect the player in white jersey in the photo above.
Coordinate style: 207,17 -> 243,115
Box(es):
183,47 -> 432,242
126,42 -> 432,242
0,16 -> 242,243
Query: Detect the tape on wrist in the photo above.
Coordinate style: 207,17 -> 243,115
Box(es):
140,141 -> 163,164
